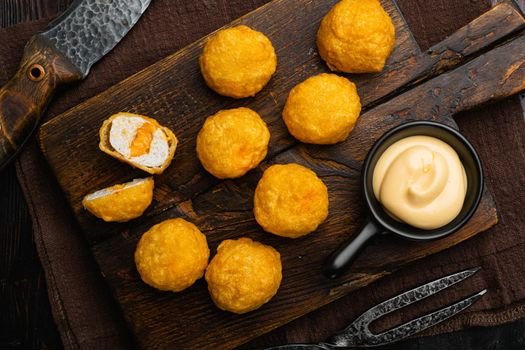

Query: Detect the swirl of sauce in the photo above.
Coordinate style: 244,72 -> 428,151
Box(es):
372,136 -> 467,230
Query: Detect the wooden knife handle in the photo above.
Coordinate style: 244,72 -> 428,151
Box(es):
0,36 -> 81,170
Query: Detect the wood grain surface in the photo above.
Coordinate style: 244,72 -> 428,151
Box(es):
0,1 -> 67,349
40,0 -> 421,244
0,33 -> 83,169
36,0 -> 525,349
40,1 -> 522,243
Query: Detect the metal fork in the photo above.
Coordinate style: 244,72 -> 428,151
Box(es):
266,267 -> 486,349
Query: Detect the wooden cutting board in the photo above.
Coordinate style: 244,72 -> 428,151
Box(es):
38,0 -> 525,349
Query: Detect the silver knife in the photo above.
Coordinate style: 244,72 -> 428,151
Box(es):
0,0 -> 152,170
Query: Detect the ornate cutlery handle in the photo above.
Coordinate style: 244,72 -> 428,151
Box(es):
0,36 -> 81,170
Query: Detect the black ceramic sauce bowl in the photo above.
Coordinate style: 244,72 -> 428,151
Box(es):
323,121 -> 484,279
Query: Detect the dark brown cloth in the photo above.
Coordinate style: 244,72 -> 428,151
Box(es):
1,0 -> 524,348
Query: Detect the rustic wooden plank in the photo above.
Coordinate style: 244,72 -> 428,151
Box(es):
39,1 -> 523,246
38,0 -> 420,244
90,26 -> 525,349
361,1 -> 525,107
35,0 -> 525,348
0,0 -> 520,348
93,194 -> 496,350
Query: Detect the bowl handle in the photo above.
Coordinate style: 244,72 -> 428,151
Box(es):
323,219 -> 385,279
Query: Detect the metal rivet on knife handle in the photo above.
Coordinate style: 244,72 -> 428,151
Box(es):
27,64 -> 46,82
0,37 -> 80,171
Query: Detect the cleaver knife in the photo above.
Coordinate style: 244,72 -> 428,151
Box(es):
0,0 -> 152,170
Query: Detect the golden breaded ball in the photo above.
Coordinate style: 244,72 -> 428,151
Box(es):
135,218 -> 210,292
317,0 -> 395,73
196,107 -> 270,179
254,164 -> 329,238
200,25 -> 277,98
205,238 -> 282,314
82,177 -> 154,222
283,74 -> 361,144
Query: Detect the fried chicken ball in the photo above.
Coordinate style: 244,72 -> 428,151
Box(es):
317,0 -> 395,73
99,112 -> 178,175
82,177 -> 154,222
200,25 -> 277,98
205,238 -> 282,314
196,107 -> 270,179
135,218 -> 210,292
254,164 -> 329,238
283,73 -> 361,144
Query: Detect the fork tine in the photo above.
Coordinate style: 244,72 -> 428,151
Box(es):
330,267 -> 482,346
368,289 -> 487,346
355,267 -> 480,322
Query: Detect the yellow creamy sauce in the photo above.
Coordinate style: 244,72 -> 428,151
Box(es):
372,135 -> 467,230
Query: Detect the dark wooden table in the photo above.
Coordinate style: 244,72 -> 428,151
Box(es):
1,1 -> 525,349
